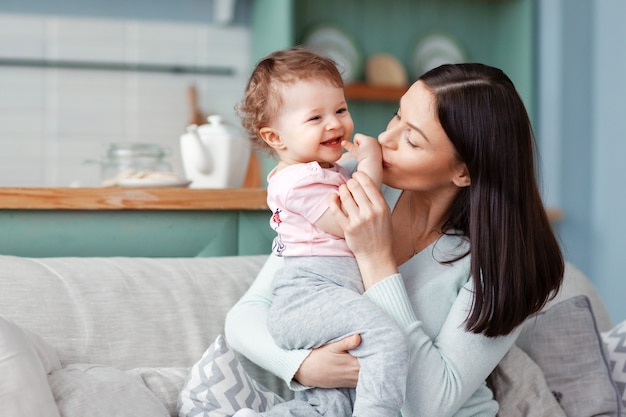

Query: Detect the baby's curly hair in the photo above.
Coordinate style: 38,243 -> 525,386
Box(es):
236,46 -> 345,154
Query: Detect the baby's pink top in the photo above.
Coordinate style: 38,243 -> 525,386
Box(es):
267,162 -> 353,257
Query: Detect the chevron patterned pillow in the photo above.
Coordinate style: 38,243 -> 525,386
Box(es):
178,335 -> 284,416
602,320 -> 626,410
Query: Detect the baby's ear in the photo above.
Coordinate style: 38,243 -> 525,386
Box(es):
259,127 -> 285,150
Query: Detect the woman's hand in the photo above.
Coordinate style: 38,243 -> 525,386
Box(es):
330,171 -> 398,289
294,334 -> 361,389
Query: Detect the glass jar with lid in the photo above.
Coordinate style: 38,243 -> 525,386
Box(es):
89,143 -> 173,186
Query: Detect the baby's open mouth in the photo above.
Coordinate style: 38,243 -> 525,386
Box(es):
321,137 -> 342,146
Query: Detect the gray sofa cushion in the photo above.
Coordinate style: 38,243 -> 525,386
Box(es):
0,255 -> 267,369
545,262 -> 613,331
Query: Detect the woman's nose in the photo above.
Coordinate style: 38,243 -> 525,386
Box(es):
378,127 -> 396,149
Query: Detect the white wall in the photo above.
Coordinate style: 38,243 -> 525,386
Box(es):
0,13 -> 250,187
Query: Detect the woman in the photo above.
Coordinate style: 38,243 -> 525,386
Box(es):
225,63 -> 564,416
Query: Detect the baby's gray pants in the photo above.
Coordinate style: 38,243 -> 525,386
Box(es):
266,256 -> 408,417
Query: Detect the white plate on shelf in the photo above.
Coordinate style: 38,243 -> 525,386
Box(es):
303,26 -> 363,83
118,178 -> 192,188
412,33 -> 466,79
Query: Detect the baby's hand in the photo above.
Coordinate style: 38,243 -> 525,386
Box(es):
342,133 -> 382,188
342,133 -> 381,163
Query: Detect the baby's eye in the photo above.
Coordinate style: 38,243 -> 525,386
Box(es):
336,107 -> 348,114
308,115 -> 322,121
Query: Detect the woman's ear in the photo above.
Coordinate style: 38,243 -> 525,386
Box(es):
452,163 -> 471,188
259,127 -> 284,151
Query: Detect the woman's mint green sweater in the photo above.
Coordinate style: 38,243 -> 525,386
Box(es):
225,184 -> 519,417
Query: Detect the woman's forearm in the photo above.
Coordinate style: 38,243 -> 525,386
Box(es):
224,254 -> 310,388
225,300 -> 309,388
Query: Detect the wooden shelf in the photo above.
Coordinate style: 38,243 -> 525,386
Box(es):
344,83 -> 407,102
0,187 -> 268,211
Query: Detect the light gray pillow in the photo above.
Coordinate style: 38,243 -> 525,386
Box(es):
48,364 -> 170,417
126,367 -> 190,416
178,335 -> 284,416
489,345 -> 566,417
602,320 -> 626,411
516,295 -> 621,417
0,316 -> 61,417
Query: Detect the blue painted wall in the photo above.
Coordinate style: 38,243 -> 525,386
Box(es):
590,0 -> 626,323
538,0 -> 626,323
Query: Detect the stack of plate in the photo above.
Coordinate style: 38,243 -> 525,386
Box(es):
303,27 -> 466,84
411,33 -> 466,78
303,26 -> 363,83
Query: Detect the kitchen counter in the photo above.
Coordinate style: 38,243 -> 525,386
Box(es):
0,187 -> 267,210
0,187 -> 268,210
0,187 -> 273,257
0,187 -> 563,220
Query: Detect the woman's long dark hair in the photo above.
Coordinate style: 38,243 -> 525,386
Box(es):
420,63 -> 564,337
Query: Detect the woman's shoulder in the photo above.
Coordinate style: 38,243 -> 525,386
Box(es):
434,232 -> 470,257
401,233 -> 471,284
410,231 -> 469,262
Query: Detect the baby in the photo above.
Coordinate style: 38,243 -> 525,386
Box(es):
234,46 -> 407,417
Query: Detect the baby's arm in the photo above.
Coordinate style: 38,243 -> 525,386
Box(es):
314,208 -> 345,237
314,135 -> 382,237
342,134 -> 382,188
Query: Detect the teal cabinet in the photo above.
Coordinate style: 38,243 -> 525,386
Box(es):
0,209 -> 274,258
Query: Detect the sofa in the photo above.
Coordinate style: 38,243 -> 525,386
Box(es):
0,254 -> 623,417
